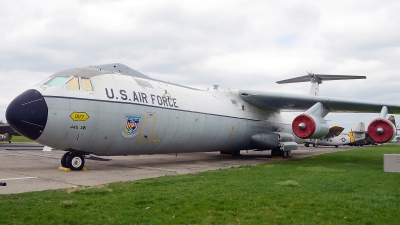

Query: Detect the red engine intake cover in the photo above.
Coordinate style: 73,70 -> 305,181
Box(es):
367,118 -> 394,143
292,114 -> 316,138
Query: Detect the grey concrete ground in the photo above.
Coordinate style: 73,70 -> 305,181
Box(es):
0,142 -> 363,194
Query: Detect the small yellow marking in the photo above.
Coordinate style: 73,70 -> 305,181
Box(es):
70,112 -> 89,121
152,138 -> 161,143
58,166 -> 88,171
58,166 -> 71,172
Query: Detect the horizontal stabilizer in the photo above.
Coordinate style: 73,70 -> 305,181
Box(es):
276,72 -> 366,96
277,73 -> 366,84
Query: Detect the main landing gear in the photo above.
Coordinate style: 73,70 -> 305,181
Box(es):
220,150 -> 241,156
61,152 -> 85,171
271,148 -> 291,158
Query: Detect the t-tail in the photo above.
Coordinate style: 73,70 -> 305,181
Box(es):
276,72 -> 366,96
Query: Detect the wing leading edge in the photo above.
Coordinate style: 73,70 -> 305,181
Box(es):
238,90 -> 400,113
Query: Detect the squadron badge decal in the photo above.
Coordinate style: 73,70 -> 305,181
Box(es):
122,115 -> 141,138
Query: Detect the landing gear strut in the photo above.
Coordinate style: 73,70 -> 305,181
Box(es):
271,148 -> 291,158
220,150 -> 241,156
61,152 -> 85,171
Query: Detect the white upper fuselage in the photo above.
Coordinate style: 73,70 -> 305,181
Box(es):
33,66 -> 293,156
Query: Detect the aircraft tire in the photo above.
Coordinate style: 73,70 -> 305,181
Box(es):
271,148 -> 277,157
335,145 -> 338,148
61,152 -> 69,167
66,152 -> 85,171
271,148 -> 287,158
305,143 -> 309,147
231,150 -> 241,156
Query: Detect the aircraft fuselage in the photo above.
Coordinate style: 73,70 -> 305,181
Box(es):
8,66 -> 293,156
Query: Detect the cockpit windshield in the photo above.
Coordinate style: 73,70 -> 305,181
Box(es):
81,78 -> 93,91
67,77 -> 80,90
43,76 -> 94,91
44,76 -> 69,86
66,77 -> 94,91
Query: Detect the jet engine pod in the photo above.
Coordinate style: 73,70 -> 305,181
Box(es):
367,118 -> 396,143
251,133 -> 279,150
292,114 -> 329,139
251,132 -> 298,151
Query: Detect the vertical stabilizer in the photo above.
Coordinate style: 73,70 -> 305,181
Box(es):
388,115 -> 397,135
310,80 -> 319,96
349,122 -> 366,141
353,122 -> 366,133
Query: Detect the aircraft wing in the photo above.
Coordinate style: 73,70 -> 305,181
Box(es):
239,90 -> 400,113
323,126 -> 344,139
0,125 -> 20,135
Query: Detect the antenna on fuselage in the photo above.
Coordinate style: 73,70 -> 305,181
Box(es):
276,72 -> 366,96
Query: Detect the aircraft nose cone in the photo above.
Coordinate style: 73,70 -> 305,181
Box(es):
6,89 -> 48,140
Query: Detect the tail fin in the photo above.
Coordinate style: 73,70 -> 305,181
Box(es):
388,115 -> 396,126
388,115 -> 397,135
276,73 -> 366,96
349,122 -> 366,141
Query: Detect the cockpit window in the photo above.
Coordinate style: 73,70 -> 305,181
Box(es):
67,77 -> 80,90
44,76 -> 69,86
81,78 -> 93,91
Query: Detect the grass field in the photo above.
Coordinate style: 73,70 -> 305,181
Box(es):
1,145 -> 400,224
10,135 -> 32,142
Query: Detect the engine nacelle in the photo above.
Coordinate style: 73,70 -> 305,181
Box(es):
251,133 -> 279,150
367,118 -> 396,143
292,114 -> 329,139
251,132 -> 298,151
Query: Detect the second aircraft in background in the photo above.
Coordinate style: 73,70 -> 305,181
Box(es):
304,122 -> 366,148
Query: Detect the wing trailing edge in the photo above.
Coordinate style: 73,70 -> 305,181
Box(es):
239,90 -> 400,114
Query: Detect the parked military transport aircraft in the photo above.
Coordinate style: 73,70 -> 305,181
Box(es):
5,63 -> 400,170
0,125 -> 17,143
304,122 -> 366,148
349,132 -> 377,146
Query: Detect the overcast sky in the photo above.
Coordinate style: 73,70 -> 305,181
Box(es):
1,0 -> 399,132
